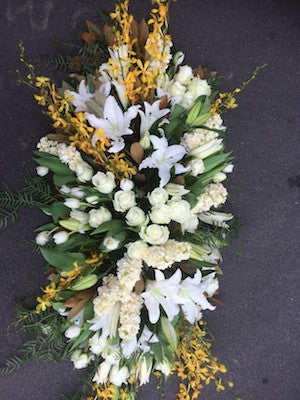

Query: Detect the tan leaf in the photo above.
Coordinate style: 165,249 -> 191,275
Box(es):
131,19 -> 139,41
210,70 -> 218,78
210,296 -> 226,307
159,95 -> 169,110
130,142 -> 144,164
173,175 -> 186,185
138,19 -> 149,48
67,298 -> 89,320
47,272 -> 58,281
76,288 -> 96,300
46,133 -> 69,143
134,277 -> 144,295
134,173 -> 146,184
64,297 -> 81,308
102,23 -> 114,46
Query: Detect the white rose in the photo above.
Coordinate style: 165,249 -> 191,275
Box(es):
71,350 -> 90,369
65,324 -> 81,339
148,188 -> 169,206
187,77 -> 211,98
168,199 -> 191,223
127,241 -> 149,260
35,231 -> 50,246
180,214 -> 199,233
53,231 -> 69,244
76,162 -> 93,182
181,91 -> 195,109
120,178 -> 134,191
213,172 -> 227,183
113,190 -> 136,212
175,65 -> 193,86
140,224 -> 169,245
36,166 -> 49,177
109,365 -> 130,386
149,204 -> 171,224
64,198 -> 81,209
187,159 -> 205,176
103,236 -> 120,250
168,81 -> 186,97
125,206 -> 146,226
92,171 -> 116,194
89,207 -> 112,228
70,187 -> 85,199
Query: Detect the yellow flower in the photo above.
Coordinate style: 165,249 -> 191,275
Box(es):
36,296 -> 52,313
35,76 -> 50,87
34,94 -> 46,106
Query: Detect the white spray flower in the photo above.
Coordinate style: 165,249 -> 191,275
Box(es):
53,231 -> 69,244
36,166 -> 49,177
35,231 -> 50,246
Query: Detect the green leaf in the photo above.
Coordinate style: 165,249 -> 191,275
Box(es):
34,223 -> 56,232
33,155 -> 73,176
50,201 -> 70,223
183,192 -> 198,208
55,234 -> 99,251
83,301 -> 94,321
203,152 -> 233,173
151,343 -> 163,364
53,173 -> 76,187
40,248 -> 85,271
69,325 -> 91,352
91,220 -> 124,235
86,75 -> 95,93
52,302 -> 65,312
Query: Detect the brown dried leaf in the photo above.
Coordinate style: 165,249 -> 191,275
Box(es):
102,23 -> 114,46
159,95 -> 169,110
210,70 -> 217,78
76,288 -> 96,300
138,19 -> 149,48
210,296 -> 226,307
131,19 -> 139,41
134,173 -> 146,184
46,133 -> 69,143
47,272 -> 58,281
64,297 -> 81,308
67,298 -> 89,320
134,277 -> 145,295
130,142 -> 144,164
82,32 -> 94,43
173,175 -> 186,185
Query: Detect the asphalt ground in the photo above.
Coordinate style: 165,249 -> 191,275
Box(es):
0,1 -> 299,399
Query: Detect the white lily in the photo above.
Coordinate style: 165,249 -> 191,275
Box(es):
89,302 -> 121,338
198,211 -> 234,228
142,269 -> 184,324
85,95 -> 139,152
139,135 -> 189,187
179,270 -> 215,324
66,80 -> 111,113
139,100 -> 170,137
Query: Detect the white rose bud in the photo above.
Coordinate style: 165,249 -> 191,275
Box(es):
89,207 -> 112,228
187,77 -> 211,98
127,241 -> 149,260
70,187 -> 85,199
173,51 -> 185,69
148,188 -> 169,206
53,231 -> 69,244
35,231 -> 50,246
65,324 -> 81,339
125,206 -> 146,226
165,183 -> 189,197
36,166 -> 49,177
168,81 -> 186,97
223,164 -> 234,173
175,65 -> 193,86
86,195 -> 100,205
64,198 -> 81,209
149,204 -> 171,224
113,190 -> 136,212
213,172 -> 227,183
140,133 -> 151,149
187,159 -> 205,176
180,214 -> 199,233
92,171 -> 116,194
109,365 -> 129,386
71,350 -> 90,369
156,361 -> 171,376
140,224 -> 169,245
76,162 -> 93,183
60,185 -> 71,194
103,236 -> 120,250
168,199 -> 191,223
94,361 -> 111,384
120,178 -> 134,191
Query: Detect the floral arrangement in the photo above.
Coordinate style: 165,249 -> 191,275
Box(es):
0,1 -> 265,399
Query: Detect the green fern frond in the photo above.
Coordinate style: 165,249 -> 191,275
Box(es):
38,53 -> 72,71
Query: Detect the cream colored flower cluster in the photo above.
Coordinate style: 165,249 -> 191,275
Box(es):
192,183 -> 228,214
119,292 -> 144,340
93,274 -> 125,317
117,254 -> 143,291
144,239 -> 191,270
181,114 -> 225,152
37,137 -> 93,182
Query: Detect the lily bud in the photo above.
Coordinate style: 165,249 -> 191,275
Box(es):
161,316 -> 178,352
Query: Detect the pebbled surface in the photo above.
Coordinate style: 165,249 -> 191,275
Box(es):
0,1 -> 299,399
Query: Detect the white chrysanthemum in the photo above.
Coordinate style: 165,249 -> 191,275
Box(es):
191,183 -> 228,214
37,137 -> 59,155
119,293 -> 143,340
93,275 -> 125,317
117,254 -> 143,292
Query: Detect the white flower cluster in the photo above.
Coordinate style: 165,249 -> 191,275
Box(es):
117,254 -> 143,291
144,240 -> 191,270
192,183 -> 228,214
160,64 -> 211,109
93,275 -> 124,317
119,293 -> 144,340
37,137 -> 93,182
181,114 -> 225,152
